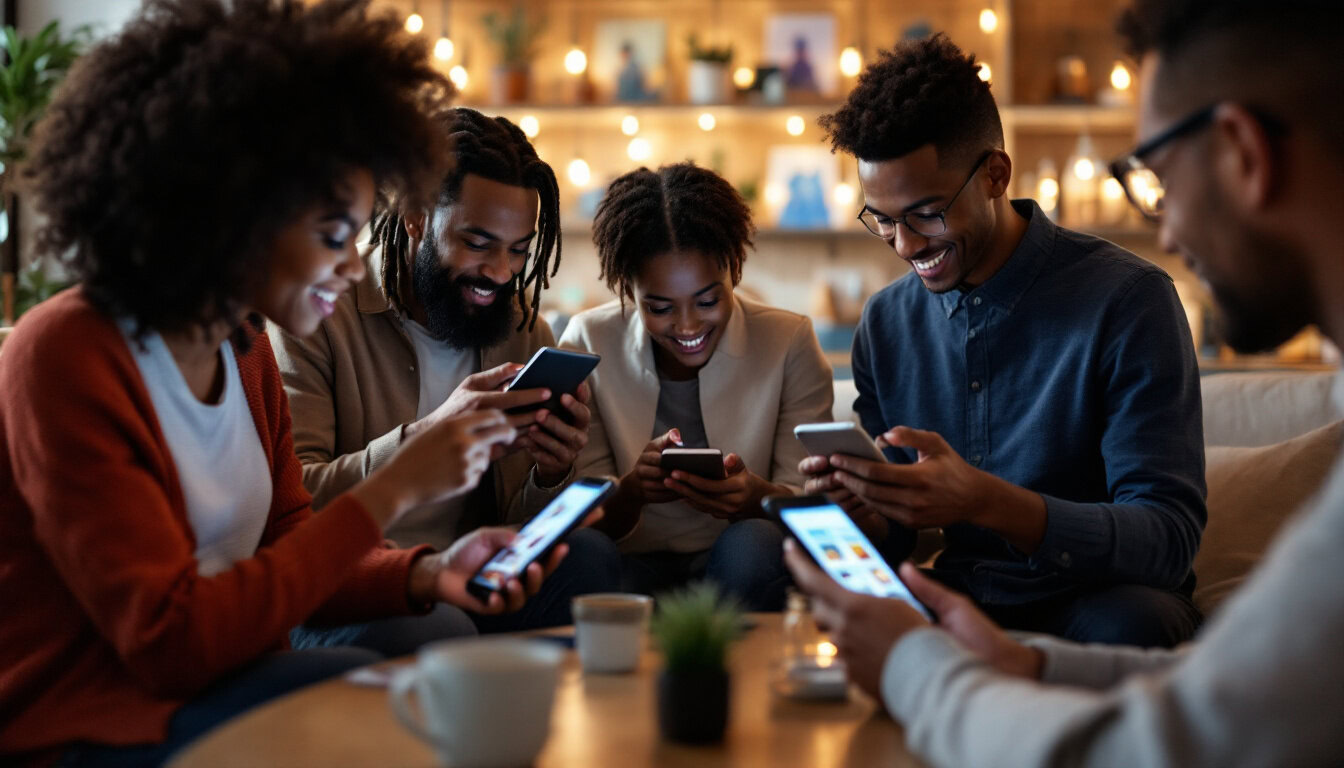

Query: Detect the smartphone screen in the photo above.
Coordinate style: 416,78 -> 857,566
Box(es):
470,479 -> 611,594
779,501 -> 933,620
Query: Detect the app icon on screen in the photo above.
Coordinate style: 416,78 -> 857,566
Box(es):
821,543 -> 843,561
871,567 -> 893,585
848,542 -> 870,560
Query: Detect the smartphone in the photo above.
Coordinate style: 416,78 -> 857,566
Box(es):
766,494 -> 933,620
466,477 -> 614,601
793,422 -> 889,463
660,447 -> 727,480
504,347 -> 601,424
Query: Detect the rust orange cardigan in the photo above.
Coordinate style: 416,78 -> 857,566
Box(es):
0,289 -> 427,760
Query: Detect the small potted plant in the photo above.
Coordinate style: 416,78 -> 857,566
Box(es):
482,3 -> 546,105
650,582 -> 743,744
686,33 -> 732,105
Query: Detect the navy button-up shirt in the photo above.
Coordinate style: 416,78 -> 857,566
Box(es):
852,199 -> 1206,606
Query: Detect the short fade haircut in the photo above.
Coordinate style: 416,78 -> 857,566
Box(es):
24,0 -> 454,344
1118,0 -> 1343,159
592,162 -> 753,304
820,33 -> 1003,167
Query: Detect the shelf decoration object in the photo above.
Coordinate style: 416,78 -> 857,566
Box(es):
764,13 -> 837,98
482,2 -> 546,105
594,19 -> 664,103
766,145 -> 840,230
1036,157 -> 1061,221
687,33 -> 733,105
1062,133 -> 1102,228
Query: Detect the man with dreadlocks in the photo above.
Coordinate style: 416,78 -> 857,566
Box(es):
270,107 -> 620,643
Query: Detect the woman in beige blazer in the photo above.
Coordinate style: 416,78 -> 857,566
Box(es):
558,163 -> 833,610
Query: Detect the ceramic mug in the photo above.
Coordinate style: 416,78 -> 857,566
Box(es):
389,638 -> 563,768
572,592 -> 653,674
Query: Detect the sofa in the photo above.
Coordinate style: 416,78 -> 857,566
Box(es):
830,371 -> 1343,617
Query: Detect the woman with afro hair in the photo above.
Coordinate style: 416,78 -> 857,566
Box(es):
559,162 -> 833,610
0,1 -> 573,764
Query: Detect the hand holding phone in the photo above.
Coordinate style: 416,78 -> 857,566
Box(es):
503,347 -> 601,425
466,477 -> 614,601
659,447 -> 727,480
766,494 -> 933,620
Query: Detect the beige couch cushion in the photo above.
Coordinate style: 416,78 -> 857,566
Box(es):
1202,371 -> 1340,447
1195,420 -> 1343,615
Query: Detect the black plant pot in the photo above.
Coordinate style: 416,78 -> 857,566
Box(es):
657,667 -> 730,744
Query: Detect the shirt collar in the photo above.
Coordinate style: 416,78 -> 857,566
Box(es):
936,198 -> 1055,318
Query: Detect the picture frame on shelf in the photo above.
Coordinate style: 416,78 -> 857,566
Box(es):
592,19 -> 666,103
764,145 -> 840,231
763,13 -> 837,98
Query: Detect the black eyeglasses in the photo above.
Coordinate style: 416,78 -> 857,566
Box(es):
857,151 -> 992,239
1107,106 -> 1215,222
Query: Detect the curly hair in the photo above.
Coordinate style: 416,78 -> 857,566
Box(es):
1117,0 -> 1342,157
591,162 -> 754,304
22,0 -> 455,342
819,33 -> 1002,167
370,107 -> 561,331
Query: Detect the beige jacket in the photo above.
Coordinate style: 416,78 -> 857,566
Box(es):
558,294 -> 833,553
267,248 -> 558,548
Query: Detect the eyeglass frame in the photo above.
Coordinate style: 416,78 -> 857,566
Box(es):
856,150 -> 994,239
1109,104 -> 1285,223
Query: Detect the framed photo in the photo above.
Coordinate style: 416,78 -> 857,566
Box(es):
765,145 -> 841,230
592,19 -> 666,102
763,13 -> 838,97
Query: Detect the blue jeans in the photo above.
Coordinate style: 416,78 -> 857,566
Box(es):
291,527 -> 623,650
985,583 -> 1202,648
621,518 -> 791,611
58,647 -> 379,767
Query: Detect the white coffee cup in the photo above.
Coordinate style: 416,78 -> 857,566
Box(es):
572,593 -> 653,674
389,638 -> 563,768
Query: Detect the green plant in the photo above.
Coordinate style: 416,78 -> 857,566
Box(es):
0,21 -> 91,169
651,582 -> 744,675
687,34 -> 732,64
481,4 -> 546,68
14,259 -> 70,316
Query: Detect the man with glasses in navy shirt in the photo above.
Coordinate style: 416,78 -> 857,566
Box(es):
803,33 -> 1206,646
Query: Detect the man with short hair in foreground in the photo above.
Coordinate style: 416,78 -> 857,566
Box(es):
786,1 -> 1344,765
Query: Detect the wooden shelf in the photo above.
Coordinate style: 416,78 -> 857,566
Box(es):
1001,104 -> 1136,131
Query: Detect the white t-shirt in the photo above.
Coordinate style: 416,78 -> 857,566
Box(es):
387,316 -> 478,550
123,328 -> 272,577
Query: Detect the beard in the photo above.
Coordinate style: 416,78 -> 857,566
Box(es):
411,236 -> 519,350
1201,230 -> 1313,355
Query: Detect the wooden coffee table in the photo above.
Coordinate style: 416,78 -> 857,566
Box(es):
172,613 -> 926,767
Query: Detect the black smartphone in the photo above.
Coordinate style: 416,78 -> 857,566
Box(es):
466,477 -> 614,601
765,494 -> 933,620
504,347 -> 601,424
660,447 -> 727,480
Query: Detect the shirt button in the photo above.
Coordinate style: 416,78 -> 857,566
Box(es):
970,380 -> 981,391
1060,552 -> 1073,566
972,296 -> 983,306
971,454 -> 982,464
968,328 -> 977,339
408,365 -> 416,372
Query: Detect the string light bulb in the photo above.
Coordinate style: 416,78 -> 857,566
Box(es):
564,47 -> 587,75
434,37 -> 454,61
1101,177 -> 1124,200
620,114 -> 639,136
733,66 -> 755,89
839,46 -> 862,77
764,183 -> 786,207
448,65 -> 468,90
405,12 -> 424,34
519,115 -> 539,139
698,112 -> 716,131
832,183 -> 856,207
786,115 -> 805,136
978,63 -> 992,82
627,137 -> 652,162
979,9 -> 998,33
567,158 -> 591,187
1110,62 -> 1132,91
